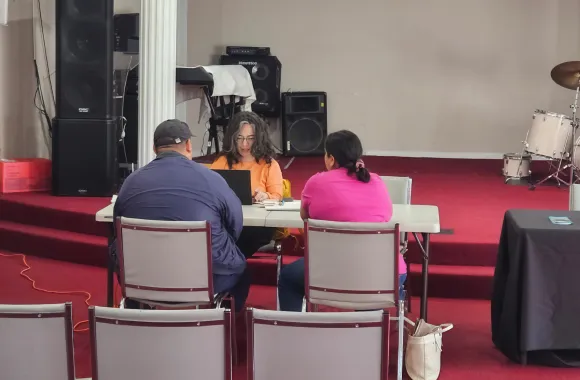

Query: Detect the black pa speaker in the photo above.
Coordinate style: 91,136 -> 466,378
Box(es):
52,118 -> 118,197
282,92 -> 327,156
219,55 -> 282,117
55,0 -> 114,119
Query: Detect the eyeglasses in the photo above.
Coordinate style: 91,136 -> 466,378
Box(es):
236,136 -> 256,143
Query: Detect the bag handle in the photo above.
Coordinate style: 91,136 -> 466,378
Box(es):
437,323 -> 454,333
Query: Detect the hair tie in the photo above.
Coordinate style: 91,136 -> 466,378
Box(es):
355,159 -> 365,172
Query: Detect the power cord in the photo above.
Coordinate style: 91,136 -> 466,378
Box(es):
0,253 -> 94,332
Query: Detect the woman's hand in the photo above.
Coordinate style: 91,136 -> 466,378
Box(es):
254,190 -> 269,202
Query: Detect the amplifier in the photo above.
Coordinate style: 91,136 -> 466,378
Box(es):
226,46 -> 270,56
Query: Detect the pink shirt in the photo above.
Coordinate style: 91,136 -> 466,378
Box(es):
301,168 -> 406,274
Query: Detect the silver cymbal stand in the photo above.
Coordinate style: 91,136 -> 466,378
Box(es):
570,78 -> 580,185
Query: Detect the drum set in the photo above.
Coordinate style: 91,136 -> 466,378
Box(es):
503,61 -> 580,189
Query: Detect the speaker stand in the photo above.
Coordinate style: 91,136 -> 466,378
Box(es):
203,92 -> 243,156
283,157 -> 296,170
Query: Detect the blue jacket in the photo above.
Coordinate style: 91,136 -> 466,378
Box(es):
113,151 -> 246,275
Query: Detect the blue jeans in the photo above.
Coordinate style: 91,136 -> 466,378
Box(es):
278,257 -> 408,312
213,269 -> 251,312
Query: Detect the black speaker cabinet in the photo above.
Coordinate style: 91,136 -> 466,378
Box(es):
52,118 -> 118,197
219,55 -> 282,117
282,92 -> 327,156
55,0 -> 114,119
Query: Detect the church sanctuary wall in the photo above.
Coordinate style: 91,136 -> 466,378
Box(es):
186,0 -> 580,158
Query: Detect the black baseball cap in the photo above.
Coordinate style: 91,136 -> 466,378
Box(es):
153,119 -> 193,148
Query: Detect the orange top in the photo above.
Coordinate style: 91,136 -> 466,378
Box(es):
210,156 -> 284,200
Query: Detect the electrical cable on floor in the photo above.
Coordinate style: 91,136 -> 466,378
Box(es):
0,253 -> 94,332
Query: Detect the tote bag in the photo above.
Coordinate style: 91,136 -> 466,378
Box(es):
405,319 -> 454,380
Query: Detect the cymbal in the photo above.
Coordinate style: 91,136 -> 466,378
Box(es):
551,61 -> 580,90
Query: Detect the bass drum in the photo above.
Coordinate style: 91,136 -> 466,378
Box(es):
525,110 -> 573,159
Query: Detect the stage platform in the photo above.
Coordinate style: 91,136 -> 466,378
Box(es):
0,156 -> 570,300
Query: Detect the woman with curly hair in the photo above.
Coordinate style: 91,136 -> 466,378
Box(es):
210,111 -> 283,258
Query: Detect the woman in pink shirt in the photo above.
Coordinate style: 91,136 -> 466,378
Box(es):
278,130 -> 407,311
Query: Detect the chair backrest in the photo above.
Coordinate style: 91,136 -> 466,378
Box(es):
381,176 -> 411,244
380,176 -> 412,205
90,306 -> 232,380
570,184 -> 580,210
116,217 -> 213,304
0,303 -> 74,380
305,219 -> 400,310
247,308 -> 389,380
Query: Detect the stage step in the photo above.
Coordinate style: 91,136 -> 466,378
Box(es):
409,263 -> 494,300
247,255 -> 301,285
0,220 -> 107,267
0,195 -> 109,238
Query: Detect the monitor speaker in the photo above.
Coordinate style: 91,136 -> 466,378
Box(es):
52,118 -> 118,197
55,0 -> 114,119
219,54 -> 282,117
281,92 -> 327,156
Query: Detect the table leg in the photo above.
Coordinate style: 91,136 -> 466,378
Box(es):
107,224 -> 115,307
412,232 -> 431,321
421,233 -> 430,321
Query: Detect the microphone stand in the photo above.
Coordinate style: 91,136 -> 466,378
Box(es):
570,78 -> 580,186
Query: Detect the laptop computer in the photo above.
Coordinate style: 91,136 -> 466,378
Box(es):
213,169 -> 253,205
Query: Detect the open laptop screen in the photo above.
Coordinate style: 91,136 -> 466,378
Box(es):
212,169 -> 253,205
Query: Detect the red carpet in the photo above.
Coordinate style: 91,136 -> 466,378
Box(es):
0,156 -> 569,300
0,252 -> 578,379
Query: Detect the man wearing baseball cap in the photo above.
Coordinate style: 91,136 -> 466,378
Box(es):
113,119 -> 249,311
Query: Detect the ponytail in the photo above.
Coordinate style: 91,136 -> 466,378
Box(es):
355,167 -> 371,183
345,159 -> 371,183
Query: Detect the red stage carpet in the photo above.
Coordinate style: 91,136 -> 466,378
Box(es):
0,156 -> 575,378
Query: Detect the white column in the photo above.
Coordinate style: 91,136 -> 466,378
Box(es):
138,0 -> 178,167
175,0 -> 188,124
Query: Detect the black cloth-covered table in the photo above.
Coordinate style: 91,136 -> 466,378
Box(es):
492,209 -> 580,367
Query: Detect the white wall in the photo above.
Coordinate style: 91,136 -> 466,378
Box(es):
0,0 -> 187,159
186,0 -> 580,158
0,0 -> 39,159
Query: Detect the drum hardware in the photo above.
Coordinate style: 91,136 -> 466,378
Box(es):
528,155 -> 572,190
549,61 -> 580,187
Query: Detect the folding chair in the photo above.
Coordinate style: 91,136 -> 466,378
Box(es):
247,308 -> 390,380
89,306 -> 232,380
304,219 -> 409,380
255,240 -> 284,308
0,302 -> 75,380
115,217 -> 229,309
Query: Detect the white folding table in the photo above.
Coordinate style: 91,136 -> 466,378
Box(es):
96,202 -> 440,319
